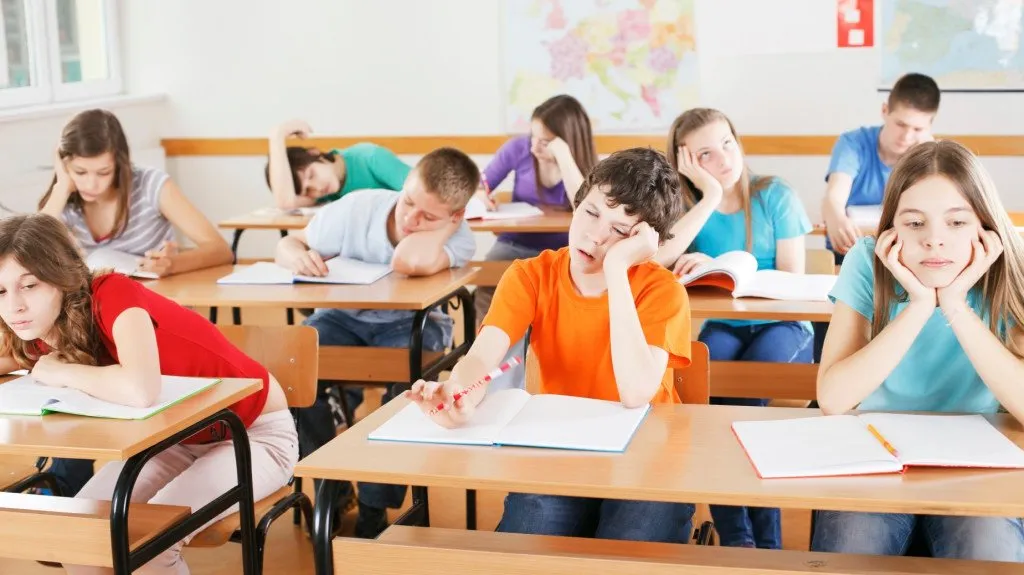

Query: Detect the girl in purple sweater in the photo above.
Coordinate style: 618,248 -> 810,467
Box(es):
474,94 -> 598,388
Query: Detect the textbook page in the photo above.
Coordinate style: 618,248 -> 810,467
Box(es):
465,197 -> 545,220
846,205 -> 882,228
293,257 -> 392,285
86,249 -> 159,280
857,413 -> 1024,469
495,394 -> 651,452
368,388 -> 533,446
677,251 -> 757,289
733,270 -> 838,302
0,377 -> 69,415
0,376 -> 219,419
732,416 -> 902,478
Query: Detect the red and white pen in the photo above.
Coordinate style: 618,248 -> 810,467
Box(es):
429,356 -> 522,415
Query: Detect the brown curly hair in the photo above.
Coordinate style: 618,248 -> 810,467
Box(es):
0,214 -> 102,368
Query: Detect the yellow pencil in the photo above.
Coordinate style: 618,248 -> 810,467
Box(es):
867,424 -> 900,458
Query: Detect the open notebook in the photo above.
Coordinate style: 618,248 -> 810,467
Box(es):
86,248 -> 158,280
464,197 -> 544,220
732,413 -> 1024,479
0,375 -> 220,420
677,251 -> 836,301
368,388 -> 651,452
217,259 -> 392,286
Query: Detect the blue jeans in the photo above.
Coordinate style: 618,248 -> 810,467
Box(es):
497,493 -> 695,543
39,457 -> 94,496
812,511 -> 1024,562
699,320 -> 813,549
299,309 -> 450,510
473,240 -> 542,392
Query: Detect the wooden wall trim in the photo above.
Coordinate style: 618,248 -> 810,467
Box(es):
160,134 -> 1024,158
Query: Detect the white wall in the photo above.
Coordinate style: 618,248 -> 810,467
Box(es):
94,1 -> 1024,256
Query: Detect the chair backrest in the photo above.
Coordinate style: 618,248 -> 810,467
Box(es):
674,341 -> 710,405
806,249 -> 836,276
217,325 -> 319,408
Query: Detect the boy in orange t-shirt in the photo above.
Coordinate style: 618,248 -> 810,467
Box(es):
407,147 -> 694,543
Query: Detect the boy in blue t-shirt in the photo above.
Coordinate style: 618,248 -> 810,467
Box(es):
821,73 -> 940,264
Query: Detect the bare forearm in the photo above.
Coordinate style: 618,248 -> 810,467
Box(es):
275,235 -> 309,265
555,155 -> 585,208
268,133 -> 301,209
169,242 -> 233,275
60,363 -> 160,407
655,196 -> 721,267
947,303 -> 1024,423
40,186 -> 71,219
392,227 -> 454,276
606,270 -> 663,407
818,302 -> 933,414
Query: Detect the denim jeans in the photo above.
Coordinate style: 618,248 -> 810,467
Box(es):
497,493 -> 695,543
699,320 -> 813,548
40,457 -> 94,496
299,308 -> 450,510
812,511 -> 1024,562
473,240 -> 542,392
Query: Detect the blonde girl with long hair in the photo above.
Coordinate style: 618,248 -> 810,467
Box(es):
656,108 -> 813,550
814,140 -> 1024,561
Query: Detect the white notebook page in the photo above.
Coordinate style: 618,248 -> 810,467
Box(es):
858,413 -> 1024,469
368,388 -> 533,446
732,416 -> 901,478
495,395 -> 651,452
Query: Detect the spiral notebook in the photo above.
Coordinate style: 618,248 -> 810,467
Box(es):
732,413 -> 1024,479
368,388 -> 651,452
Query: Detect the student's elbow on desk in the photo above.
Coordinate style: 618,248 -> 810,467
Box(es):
391,250 -> 448,277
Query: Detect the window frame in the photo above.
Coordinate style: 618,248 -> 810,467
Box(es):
0,0 -> 122,110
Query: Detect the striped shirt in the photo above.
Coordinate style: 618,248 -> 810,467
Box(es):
63,165 -> 174,255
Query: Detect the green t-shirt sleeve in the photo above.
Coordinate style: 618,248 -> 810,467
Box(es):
369,146 -> 412,191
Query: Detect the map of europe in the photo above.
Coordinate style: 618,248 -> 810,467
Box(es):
504,0 -> 698,131
882,0 -> 1024,90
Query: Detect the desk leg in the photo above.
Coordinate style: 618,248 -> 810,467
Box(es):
313,478 -> 345,575
110,410 -> 258,574
230,229 -> 245,259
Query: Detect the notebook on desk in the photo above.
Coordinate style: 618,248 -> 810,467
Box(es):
368,388 -> 651,452
0,375 -> 220,420
86,248 -> 159,280
216,259 -> 392,285
732,413 -> 1024,479
464,197 -> 544,220
677,250 -> 836,301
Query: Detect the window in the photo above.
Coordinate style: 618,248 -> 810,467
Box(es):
0,0 -> 120,109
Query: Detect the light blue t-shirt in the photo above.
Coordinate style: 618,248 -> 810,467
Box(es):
825,126 -> 892,250
830,237 -> 1003,413
690,176 -> 812,328
304,188 -> 477,323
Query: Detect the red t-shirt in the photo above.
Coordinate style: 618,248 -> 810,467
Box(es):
41,274 -> 269,443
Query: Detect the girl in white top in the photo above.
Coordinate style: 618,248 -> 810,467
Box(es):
39,109 -> 232,277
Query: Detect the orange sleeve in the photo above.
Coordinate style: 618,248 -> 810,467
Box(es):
480,260 -> 538,345
636,272 -> 691,369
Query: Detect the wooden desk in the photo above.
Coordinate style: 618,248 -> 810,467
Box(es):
299,401 -> 1024,572
0,378 -> 264,573
146,265 -> 480,383
688,288 -> 833,323
468,206 -> 572,234
218,209 -> 309,256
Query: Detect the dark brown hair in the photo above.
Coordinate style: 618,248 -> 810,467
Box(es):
415,147 -> 480,210
888,73 -> 940,114
0,214 -> 102,368
532,95 -> 599,199
263,147 -> 340,196
667,108 -> 774,251
573,148 -> 683,243
39,109 -> 133,237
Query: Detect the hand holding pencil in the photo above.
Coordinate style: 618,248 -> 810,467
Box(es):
405,357 -> 522,429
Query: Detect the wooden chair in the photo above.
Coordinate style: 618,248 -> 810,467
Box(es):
185,325 -> 318,574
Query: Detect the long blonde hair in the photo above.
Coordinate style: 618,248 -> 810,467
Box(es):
872,140 -> 1024,357
0,214 -> 103,368
666,108 -> 773,251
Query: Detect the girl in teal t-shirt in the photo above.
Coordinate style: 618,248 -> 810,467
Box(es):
265,119 -> 411,209
656,108 -> 812,550
813,140 -> 1024,562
